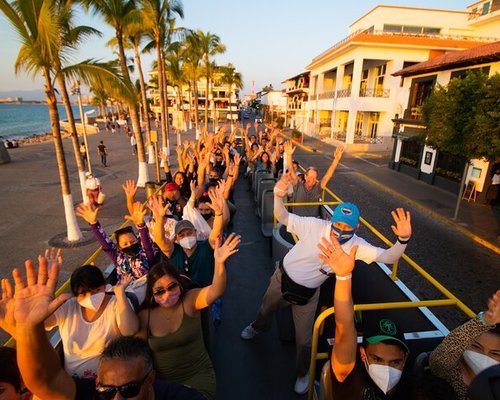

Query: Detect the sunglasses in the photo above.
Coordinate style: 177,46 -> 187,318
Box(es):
95,370 -> 151,400
153,282 -> 179,297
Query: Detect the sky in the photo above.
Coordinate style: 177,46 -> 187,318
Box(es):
0,0 -> 473,98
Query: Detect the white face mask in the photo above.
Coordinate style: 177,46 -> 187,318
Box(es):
178,236 -> 197,250
366,361 -> 403,394
77,292 -> 105,312
463,350 -> 499,376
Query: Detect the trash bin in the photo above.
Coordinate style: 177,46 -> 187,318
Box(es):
0,140 -> 11,164
145,181 -> 158,198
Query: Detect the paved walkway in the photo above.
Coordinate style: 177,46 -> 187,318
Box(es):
283,131 -> 500,254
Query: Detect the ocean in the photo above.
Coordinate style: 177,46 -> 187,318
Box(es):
0,103 -> 98,140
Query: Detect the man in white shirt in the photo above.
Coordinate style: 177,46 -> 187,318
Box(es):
240,172 -> 412,395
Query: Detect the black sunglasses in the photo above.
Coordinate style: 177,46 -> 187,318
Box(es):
96,370 -> 151,400
153,282 -> 179,297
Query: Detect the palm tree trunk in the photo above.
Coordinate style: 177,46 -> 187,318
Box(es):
205,61 -> 209,130
187,83 -> 193,130
133,43 -> 155,165
43,67 -> 82,241
228,87 -> 233,130
193,77 -> 200,138
57,74 -> 88,203
117,31 -> 149,187
156,42 -> 168,157
161,50 -> 171,155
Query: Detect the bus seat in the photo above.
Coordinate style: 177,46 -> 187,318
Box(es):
261,189 -> 274,237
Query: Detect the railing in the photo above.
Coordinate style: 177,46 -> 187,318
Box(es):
287,85 -> 309,92
403,106 -> 423,120
318,91 -> 335,100
312,28 -> 500,63
304,185 -> 476,399
359,88 -> 390,98
336,88 -> 351,98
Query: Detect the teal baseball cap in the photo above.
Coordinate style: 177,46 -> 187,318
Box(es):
331,203 -> 360,229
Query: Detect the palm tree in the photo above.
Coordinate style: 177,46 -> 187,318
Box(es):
140,0 -> 183,156
0,0 -> 83,240
164,47 -> 187,132
84,0 -> 150,186
196,30 -> 225,131
184,31 -> 203,136
220,63 -> 243,130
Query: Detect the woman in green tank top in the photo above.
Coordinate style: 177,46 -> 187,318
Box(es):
138,233 -> 241,399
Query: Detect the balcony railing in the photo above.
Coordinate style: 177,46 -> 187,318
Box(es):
287,85 -> 309,92
312,29 -> 500,63
336,88 -> 351,98
359,88 -> 390,98
318,91 -> 335,100
403,106 -> 423,120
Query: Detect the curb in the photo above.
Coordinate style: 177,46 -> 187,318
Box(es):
354,172 -> 500,255
280,131 -> 317,153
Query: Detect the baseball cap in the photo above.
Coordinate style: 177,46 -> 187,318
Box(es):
174,220 -> 195,235
164,182 -> 180,192
331,203 -> 360,229
363,318 -> 409,353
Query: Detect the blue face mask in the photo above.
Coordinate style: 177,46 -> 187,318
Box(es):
330,225 -> 355,244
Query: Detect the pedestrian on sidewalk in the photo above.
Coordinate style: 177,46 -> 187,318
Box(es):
97,140 -> 107,167
79,141 -> 87,167
130,135 -> 137,155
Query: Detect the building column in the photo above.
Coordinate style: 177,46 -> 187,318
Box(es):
345,58 -> 363,144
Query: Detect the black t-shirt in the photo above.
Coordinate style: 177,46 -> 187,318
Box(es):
73,377 -> 205,400
330,353 -> 411,400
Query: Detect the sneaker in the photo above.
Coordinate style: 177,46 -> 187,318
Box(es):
294,371 -> 310,395
240,323 -> 260,340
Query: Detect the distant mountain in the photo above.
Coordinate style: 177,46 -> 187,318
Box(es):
0,89 -> 46,101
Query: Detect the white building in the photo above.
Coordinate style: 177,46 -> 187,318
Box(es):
282,72 -> 309,131
390,40 -> 500,197
258,89 -> 287,123
302,3 -> 499,151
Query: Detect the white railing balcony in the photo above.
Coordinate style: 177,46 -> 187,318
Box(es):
359,87 -> 390,98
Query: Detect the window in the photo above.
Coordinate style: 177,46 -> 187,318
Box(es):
355,112 -> 364,136
375,64 -> 386,92
403,26 -> 421,34
360,70 -> 369,94
450,67 -> 490,80
423,27 -> 441,34
407,76 -> 436,119
482,1 -> 491,14
368,112 -> 380,138
384,24 -> 402,32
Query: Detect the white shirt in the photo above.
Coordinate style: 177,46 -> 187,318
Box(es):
47,296 -> 122,379
492,173 -> 500,185
130,136 -> 137,146
284,213 -> 384,288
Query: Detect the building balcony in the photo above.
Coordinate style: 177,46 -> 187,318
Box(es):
318,91 -> 335,100
286,85 -> 309,94
359,88 -> 390,98
336,88 -> 351,98
332,130 -> 383,144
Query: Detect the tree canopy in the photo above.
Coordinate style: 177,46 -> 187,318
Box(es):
421,71 -> 500,162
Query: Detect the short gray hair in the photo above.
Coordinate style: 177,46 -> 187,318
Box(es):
100,336 -> 153,371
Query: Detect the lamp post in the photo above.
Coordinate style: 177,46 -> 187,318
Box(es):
71,81 -> 92,174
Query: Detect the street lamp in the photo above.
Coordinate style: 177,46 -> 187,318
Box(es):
71,81 -> 92,174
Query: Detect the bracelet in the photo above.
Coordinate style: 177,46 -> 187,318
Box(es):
397,236 -> 411,244
215,213 -> 223,217
228,175 -> 234,177
336,274 -> 352,281
477,311 -> 496,328
136,223 -> 146,228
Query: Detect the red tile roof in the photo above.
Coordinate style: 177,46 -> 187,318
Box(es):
393,41 -> 500,77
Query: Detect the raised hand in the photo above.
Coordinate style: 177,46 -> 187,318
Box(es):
0,278 -> 16,336
208,183 -> 226,215
334,146 -> 345,160
148,195 -> 169,218
121,179 -> 137,198
76,203 -> 99,224
125,201 -> 147,226
317,237 -> 358,277
159,150 -> 168,163
284,140 -> 296,155
484,290 -> 500,326
214,233 -> 241,264
44,248 -> 62,267
114,274 -> 133,294
175,146 -> 183,157
390,208 -> 412,239
13,257 -> 70,326
234,152 -> 241,166
274,171 -> 294,198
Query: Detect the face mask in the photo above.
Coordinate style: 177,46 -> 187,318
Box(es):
155,290 -> 181,307
78,292 -> 105,312
121,242 -> 141,256
209,178 -> 219,185
331,225 -> 355,244
365,361 -> 402,394
201,212 -> 213,221
463,350 -> 499,376
179,236 -> 197,250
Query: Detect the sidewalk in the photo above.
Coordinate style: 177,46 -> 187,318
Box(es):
286,132 -> 500,254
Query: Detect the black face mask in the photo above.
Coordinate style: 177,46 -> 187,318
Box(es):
201,212 -> 213,221
121,242 -> 141,256
209,178 -> 220,185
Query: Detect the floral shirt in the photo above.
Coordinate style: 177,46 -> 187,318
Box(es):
90,221 -> 156,280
